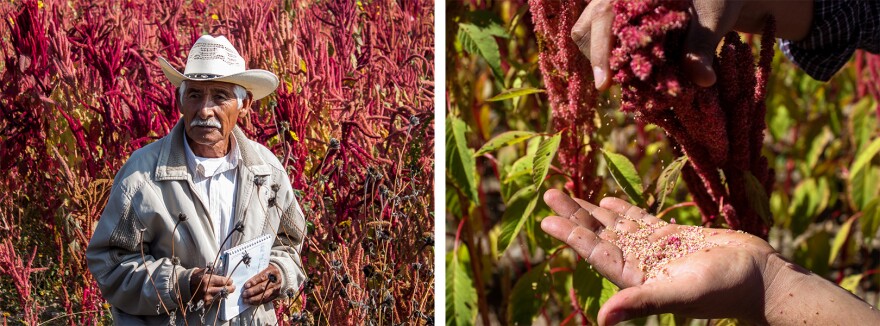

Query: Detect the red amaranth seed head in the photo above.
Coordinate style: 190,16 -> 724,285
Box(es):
530,0 -> 601,200
611,0 -> 776,238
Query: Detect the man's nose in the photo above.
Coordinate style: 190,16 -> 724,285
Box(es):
196,100 -> 218,119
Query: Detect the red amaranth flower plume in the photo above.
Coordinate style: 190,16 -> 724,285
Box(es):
854,51 -> 880,122
529,0 -> 601,200
611,0 -> 776,237
0,0 -> 434,323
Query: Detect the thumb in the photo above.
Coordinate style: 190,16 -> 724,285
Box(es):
597,282 -> 687,326
681,1 -> 740,88
682,18 -> 721,87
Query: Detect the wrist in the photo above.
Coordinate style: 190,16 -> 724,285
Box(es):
738,0 -> 812,41
178,267 -> 196,304
759,253 -> 810,325
764,0 -> 813,41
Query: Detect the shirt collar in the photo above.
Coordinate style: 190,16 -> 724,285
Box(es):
183,135 -> 242,178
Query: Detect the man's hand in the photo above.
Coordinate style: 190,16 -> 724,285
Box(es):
540,189 -> 778,325
571,0 -> 813,90
190,268 -> 235,306
242,264 -> 282,305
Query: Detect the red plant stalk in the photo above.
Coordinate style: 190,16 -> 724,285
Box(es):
610,0 -> 775,237
0,240 -> 47,325
529,0 -> 602,201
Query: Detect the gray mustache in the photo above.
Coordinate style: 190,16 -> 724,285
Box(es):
191,118 -> 221,128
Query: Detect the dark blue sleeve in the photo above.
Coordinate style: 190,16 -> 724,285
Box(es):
780,0 -> 880,81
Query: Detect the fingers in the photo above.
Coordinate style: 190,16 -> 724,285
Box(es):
545,189 -> 641,234
242,269 -> 281,304
545,189 -> 603,231
571,0 -> 614,90
571,4 -> 592,59
206,283 -> 236,296
242,279 -> 280,305
682,0 -> 744,87
541,216 -> 642,287
597,281 -> 689,326
242,278 -> 268,299
682,19 -> 719,88
193,274 -> 234,305
599,197 -> 663,225
588,0 -> 614,90
572,197 -> 639,233
204,274 -> 233,287
201,283 -> 235,306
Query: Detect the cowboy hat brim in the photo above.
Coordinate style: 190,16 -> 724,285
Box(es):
158,57 -> 279,101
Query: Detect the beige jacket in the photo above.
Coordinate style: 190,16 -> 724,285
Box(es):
87,120 -> 307,325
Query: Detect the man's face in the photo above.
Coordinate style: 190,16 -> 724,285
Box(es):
179,81 -> 251,154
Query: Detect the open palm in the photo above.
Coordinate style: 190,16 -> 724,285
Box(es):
540,189 -> 778,325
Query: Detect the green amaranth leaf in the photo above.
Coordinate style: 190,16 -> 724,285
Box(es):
573,260 -> 603,322
603,150 -> 645,206
487,87 -> 545,102
508,262 -> 550,325
840,273 -> 864,294
654,156 -> 688,214
599,277 -> 618,306
446,116 -> 480,204
465,10 -> 509,38
714,318 -> 748,326
504,154 -> 534,184
805,128 -> 833,170
768,104 -> 792,141
658,314 -> 688,326
860,199 -> 880,245
458,22 -> 504,80
744,171 -> 773,227
851,97 -> 876,152
532,133 -> 561,188
498,185 -> 538,255
446,188 -> 462,220
474,131 -> 538,156
850,136 -> 880,210
789,178 -> 820,236
829,216 -> 857,265
446,249 -> 477,326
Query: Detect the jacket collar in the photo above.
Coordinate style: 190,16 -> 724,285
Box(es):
156,119 -> 271,180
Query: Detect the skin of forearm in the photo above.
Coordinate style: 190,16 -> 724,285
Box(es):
740,0 -> 813,40
761,254 -> 880,325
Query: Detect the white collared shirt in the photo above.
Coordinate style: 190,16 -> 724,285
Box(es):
183,137 -> 240,251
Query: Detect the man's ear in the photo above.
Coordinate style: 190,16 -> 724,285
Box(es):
239,92 -> 254,119
175,87 -> 183,112
239,92 -> 256,131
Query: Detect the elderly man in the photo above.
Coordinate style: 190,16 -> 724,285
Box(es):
86,35 -> 306,324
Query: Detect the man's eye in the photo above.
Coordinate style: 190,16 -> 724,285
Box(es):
188,93 -> 201,99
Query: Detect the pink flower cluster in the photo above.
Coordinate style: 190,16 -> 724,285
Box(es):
611,0 -> 775,237
529,0 -> 602,200
855,51 -> 880,119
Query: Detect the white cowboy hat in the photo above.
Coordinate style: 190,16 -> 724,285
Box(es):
158,35 -> 279,100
